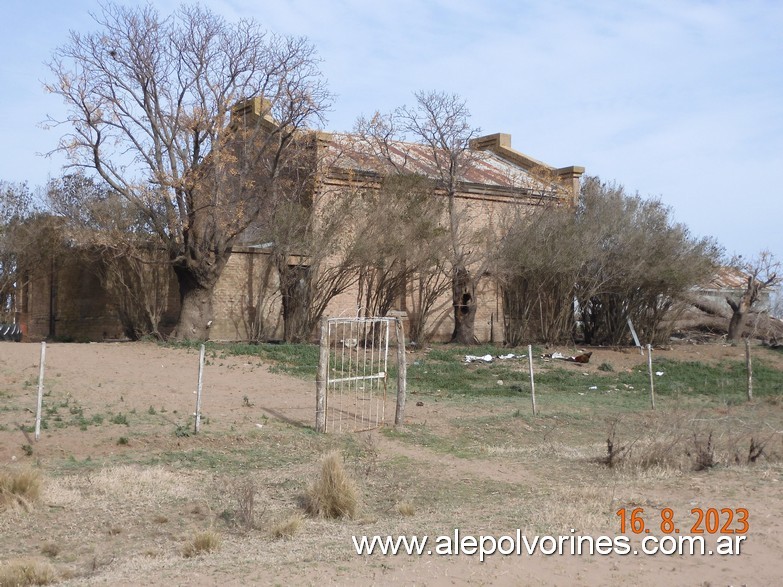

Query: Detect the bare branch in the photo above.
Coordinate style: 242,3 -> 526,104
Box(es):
45,3 -> 330,339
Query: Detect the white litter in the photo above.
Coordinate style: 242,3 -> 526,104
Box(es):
464,353 -> 524,364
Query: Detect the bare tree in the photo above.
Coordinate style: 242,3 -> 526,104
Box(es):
253,134 -> 362,342
397,92 -> 485,344
0,182 -> 35,322
353,174 -> 446,321
46,3 -> 329,340
266,196 -> 360,343
354,91 -> 488,343
726,250 -> 781,341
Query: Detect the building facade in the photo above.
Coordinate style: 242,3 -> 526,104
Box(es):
19,102 -> 584,343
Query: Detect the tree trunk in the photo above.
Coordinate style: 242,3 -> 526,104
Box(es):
171,263 -> 225,341
280,265 -> 313,343
173,277 -> 214,341
451,264 -> 477,344
727,309 -> 744,341
727,279 -> 759,342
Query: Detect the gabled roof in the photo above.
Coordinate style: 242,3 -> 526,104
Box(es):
703,266 -> 750,291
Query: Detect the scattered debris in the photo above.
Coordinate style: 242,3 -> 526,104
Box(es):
464,353 -> 525,364
655,371 -> 665,377
464,354 -> 493,364
542,351 -> 593,364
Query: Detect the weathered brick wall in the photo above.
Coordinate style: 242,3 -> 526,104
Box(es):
21,242 -> 508,344
209,248 -> 283,341
22,250 -> 283,343
21,268 -> 53,342
24,256 -> 125,341
318,274 -> 504,344
313,182 -> 517,343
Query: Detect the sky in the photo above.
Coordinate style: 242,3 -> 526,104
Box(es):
1,0 -> 781,267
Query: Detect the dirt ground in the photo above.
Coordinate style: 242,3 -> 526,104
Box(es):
1,340 -> 782,586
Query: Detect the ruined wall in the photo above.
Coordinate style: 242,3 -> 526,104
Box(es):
23,256 -> 125,341
209,248 -> 283,341
22,248 -> 283,343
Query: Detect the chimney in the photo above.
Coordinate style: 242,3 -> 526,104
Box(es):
231,96 -> 278,131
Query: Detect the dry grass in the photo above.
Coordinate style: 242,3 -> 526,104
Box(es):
232,478 -> 261,530
599,412 -> 782,476
526,485 -> 613,533
0,343 -> 780,585
182,530 -> 221,558
304,451 -> 359,519
39,543 -> 59,559
270,512 -> 303,540
0,469 -> 42,512
0,558 -> 56,587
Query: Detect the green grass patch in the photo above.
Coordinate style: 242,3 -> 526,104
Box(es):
407,345 -> 534,397
405,345 -> 783,405
161,341 -> 782,404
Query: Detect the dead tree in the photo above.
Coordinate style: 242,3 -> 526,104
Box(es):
726,251 -> 780,341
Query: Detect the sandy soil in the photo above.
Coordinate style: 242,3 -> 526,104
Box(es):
1,340 -> 781,586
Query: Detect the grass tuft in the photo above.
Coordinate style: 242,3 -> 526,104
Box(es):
305,451 -> 359,519
271,513 -> 303,540
0,469 -> 42,512
0,558 -> 56,586
233,479 -> 261,530
39,543 -> 59,559
691,432 -> 715,471
182,530 -> 221,558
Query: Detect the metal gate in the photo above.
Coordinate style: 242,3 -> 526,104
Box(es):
315,316 -> 407,433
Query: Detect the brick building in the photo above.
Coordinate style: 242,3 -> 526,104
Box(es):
18,101 -> 583,343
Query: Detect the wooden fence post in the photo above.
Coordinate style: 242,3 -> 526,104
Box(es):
745,338 -> 753,401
